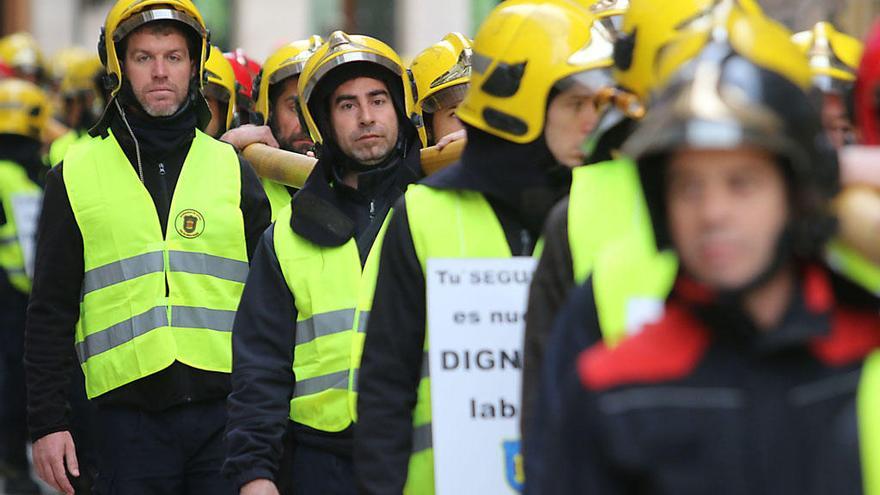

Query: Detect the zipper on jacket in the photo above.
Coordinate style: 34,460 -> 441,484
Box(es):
158,161 -> 170,297
520,229 -> 533,256
369,199 -> 376,222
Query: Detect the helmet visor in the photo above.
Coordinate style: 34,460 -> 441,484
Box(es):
421,83 -> 469,114
113,8 -> 206,42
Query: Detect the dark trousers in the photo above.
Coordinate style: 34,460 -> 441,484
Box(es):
278,443 -> 356,495
93,399 -> 234,495
68,364 -> 98,493
0,291 -> 28,474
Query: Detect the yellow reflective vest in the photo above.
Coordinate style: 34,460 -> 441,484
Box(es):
860,351 -> 880,495
568,159 -> 653,283
63,130 -> 249,399
273,203 -> 390,432
48,130 -> 85,167
404,184 -> 514,495
262,178 -> 292,221
0,160 -> 41,294
567,159 -> 677,344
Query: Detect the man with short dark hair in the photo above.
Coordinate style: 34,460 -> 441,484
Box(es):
223,31 -> 422,495
25,1 -> 270,494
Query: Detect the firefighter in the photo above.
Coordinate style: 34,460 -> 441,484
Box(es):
223,50 -> 258,125
24,1 -> 270,493
0,33 -> 45,84
47,47 -> 95,122
0,78 -> 50,495
49,48 -> 93,88
520,0 -> 767,465
539,9 -> 880,493
409,32 -> 472,147
204,45 -> 238,138
223,31 -> 422,495
48,54 -> 105,166
792,22 -> 863,149
220,37 -> 324,218
354,2 -> 613,493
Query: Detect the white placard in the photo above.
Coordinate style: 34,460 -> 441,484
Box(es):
427,257 -> 537,495
10,191 -> 42,279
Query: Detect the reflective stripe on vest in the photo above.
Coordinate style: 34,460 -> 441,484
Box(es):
262,178 -> 292,221
64,130 -> 247,399
859,351 -> 880,495
81,250 -> 248,299
568,159 -> 654,284
404,184 -> 513,495
273,203 -> 391,432
0,160 -> 41,294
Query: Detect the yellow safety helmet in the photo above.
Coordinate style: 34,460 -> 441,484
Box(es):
613,0 -> 764,100
253,35 -> 324,125
409,32 -> 473,146
204,45 -> 236,130
792,22 -> 863,93
626,2 -> 813,161
49,47 -> 93,85
624,7 -> 834,257
654,1 -> 807,92
0,32 -> 45,79
298,31 -> 413,145
0,78 -> 50,140
60,55 -> 104,98
98,0 -> 209,98
457,0 -> 615,144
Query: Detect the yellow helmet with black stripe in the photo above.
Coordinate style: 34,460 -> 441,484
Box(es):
456,0 -> 615,144
0,78 -> 50,140
613,0 -> 764,100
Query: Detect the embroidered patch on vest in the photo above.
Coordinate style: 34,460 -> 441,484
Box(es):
175,209 -> 205,239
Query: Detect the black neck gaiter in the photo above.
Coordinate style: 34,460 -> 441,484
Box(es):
119,85 -> 197,161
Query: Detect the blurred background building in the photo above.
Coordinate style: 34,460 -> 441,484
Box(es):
0,0 -> 502,63
0,0 -> 878,65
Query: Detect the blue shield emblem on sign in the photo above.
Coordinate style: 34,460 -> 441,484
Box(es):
503,439 -> 524,493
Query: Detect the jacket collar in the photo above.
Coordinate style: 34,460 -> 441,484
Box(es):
672,264 -> 833,354
289,138 -> 422,247
422,126 -> 571,236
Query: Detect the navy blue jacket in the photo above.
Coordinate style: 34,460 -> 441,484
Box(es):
222,135 -> 423,490
535,265 -> 880,494
354,126 -> 571,494
24,107 -> 271,442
